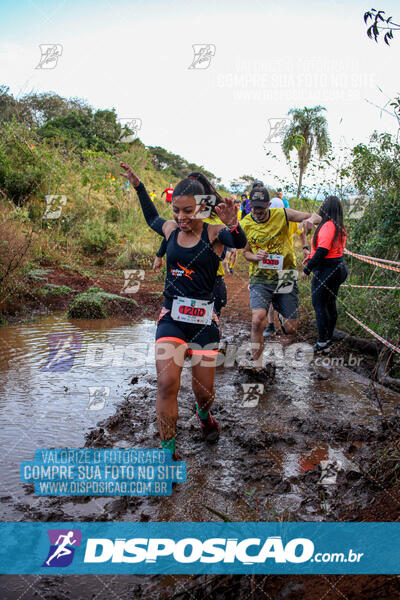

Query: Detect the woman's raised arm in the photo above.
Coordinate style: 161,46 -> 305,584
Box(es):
120,162 -> 166,236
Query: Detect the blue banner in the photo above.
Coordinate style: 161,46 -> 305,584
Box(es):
20,449 -> 186,496
0,522 -> 399,574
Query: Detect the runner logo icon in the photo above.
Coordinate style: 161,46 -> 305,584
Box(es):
41,333 -> 82,372
171,264 -> 195,279
42,529 -> 82,567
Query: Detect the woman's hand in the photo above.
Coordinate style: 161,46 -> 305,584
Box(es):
153,256 -> 163,272
302,255 -> 310,266
301,271 -> 309,280
120,162 -> 140,187
215,197 -> 237,227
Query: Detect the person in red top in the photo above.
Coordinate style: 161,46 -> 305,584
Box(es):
302,196 -> 348,353
162,184 -> 174,203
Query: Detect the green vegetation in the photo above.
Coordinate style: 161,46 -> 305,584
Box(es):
339,132 -> 400,343
0,87 -> 228,315
68,287 -> 137,319
81,220 -> 117,254
38,283 -> 74,296
0,86 -> 398,356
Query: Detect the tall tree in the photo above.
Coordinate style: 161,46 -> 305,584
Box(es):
282,106 -> 331,198
38,107 -> 121,152
230,175 -> 257,194
148,146 -> 219,182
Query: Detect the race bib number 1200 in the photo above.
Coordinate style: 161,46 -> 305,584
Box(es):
258,254 -> 284,270
171,297 -> 213,325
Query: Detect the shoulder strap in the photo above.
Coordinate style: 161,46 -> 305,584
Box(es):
201,221 -> 211,243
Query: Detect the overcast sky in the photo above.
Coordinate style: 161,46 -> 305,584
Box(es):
1,0 -> 399,188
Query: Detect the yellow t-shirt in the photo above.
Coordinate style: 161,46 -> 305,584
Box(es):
288,221 -> 302,266
241,209 -> 296,283
204,213 -> 225,277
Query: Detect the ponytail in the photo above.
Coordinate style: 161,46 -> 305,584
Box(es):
172,172 -> 222,215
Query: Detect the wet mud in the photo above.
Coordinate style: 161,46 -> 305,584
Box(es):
1,260 -> 400,600
2,315 -> 400,599
37,325 -> 400,525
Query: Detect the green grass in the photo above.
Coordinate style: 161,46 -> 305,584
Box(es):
36,283 -> 75,296
68,287 -> 137,319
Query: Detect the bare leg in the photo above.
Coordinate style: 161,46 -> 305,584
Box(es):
155,341 -> 186,441
280,318 -> 298,343
191,352 -> 220,441
267,303 -> 275,325
251,308 -> 267,368
191,353 -> 218,413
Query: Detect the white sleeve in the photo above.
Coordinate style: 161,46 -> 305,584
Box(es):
269,199 -> 284,208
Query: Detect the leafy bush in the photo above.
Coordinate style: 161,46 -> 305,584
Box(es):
81,221 -> 116,254
351,132 -> 400,194
0,213 -> 32,289
27,202 -> 44,222
68,290 -> 107,318
106,206 -> 120,223
68,287 -> 137,319
0,210 -> 33,311
348,132 -> 400,261
0,120 -> 64,206
349,190 -> 400,260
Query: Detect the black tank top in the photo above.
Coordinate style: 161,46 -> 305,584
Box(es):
163,223 -> 220,309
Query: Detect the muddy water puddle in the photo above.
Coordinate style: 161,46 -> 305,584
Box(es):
0,313 -> 155,517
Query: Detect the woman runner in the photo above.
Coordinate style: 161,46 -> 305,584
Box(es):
120,163 -> 247,458
152,176 -> 228,317
302,196 -> 348,353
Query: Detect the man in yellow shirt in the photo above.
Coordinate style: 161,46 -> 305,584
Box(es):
265,215 -> 310,336
241,186 -> 321,367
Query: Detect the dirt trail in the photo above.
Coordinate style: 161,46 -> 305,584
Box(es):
1,275 -> 400,599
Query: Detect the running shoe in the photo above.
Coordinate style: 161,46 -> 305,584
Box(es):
313,341 -> 332,354
196,410 -> 220,442
264,323 -> 276,337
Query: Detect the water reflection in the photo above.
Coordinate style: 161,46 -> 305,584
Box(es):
0,313 -> 156,495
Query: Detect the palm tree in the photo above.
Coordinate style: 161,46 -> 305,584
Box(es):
282,106 -> 331,198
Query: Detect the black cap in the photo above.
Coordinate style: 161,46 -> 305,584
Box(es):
249,186 -> 270,207
241,193 -> 247,198
252,180 -> 264,189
